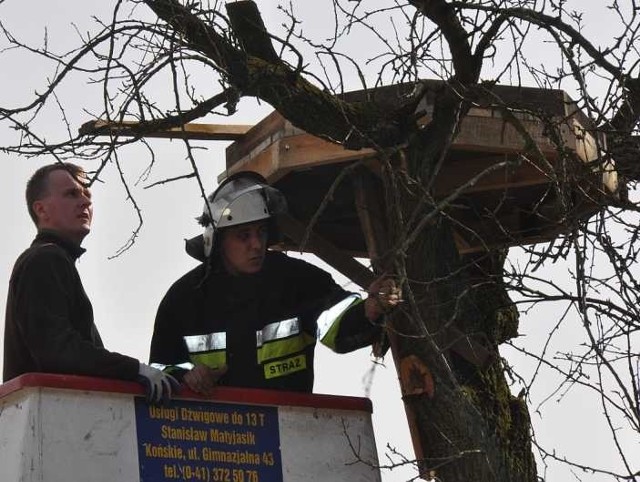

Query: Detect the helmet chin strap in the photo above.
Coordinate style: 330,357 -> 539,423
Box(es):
203,224 -> 215,258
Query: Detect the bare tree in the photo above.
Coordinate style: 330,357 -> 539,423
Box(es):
1,1 -> 638,481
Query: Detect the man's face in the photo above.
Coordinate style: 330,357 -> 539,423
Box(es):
220,220 -> 268,275
34,169 -> 93,244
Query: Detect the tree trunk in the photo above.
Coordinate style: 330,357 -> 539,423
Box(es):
385,150 -> 537,480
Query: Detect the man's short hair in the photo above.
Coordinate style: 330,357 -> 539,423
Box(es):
26,163 -> 86,225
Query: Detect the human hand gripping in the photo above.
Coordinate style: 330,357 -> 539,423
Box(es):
365,275 -> 403,322
183,364 -> 228,395
137,363 -> 180,404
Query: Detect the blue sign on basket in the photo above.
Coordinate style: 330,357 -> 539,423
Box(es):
134,397 -> 282,482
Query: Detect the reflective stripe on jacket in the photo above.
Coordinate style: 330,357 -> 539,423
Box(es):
169,293 -> 363,382
149,251 -> 379,392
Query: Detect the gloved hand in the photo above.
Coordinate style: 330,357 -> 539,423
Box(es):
137,363 -> 180,404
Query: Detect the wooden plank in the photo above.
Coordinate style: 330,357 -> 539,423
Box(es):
420,110 -> 603,166
225,141 -> 285,183
226,111 -> 287,166
225,114 -> 592,190
453,116 -> 557,154
80,120 -> 252,141
278,133 -> 377,170
227,130 -> 378,184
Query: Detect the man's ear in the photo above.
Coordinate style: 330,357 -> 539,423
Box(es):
32,200 -> 48,223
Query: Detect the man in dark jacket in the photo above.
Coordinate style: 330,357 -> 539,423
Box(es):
3,163 -> 177,403
149,172 -> 401,394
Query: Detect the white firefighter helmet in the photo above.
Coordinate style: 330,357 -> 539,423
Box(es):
199,172 -> 287,257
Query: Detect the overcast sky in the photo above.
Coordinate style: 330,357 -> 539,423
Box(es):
0,2 -> 636,481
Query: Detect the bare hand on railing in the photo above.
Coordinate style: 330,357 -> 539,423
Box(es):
183,363 -> 228,395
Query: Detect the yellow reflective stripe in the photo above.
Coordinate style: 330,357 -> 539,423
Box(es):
257,318 -> 300,346
189,351 -> 227,369
257,332 -> 314,363
264,354 -> 307,379
184,332 -> 226,353
317,295 -> 362,349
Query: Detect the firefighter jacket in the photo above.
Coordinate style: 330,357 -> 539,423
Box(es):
3,230 -> 139,382
149,251 -> 382,392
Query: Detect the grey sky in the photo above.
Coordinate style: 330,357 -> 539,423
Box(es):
0,2 -> 636,481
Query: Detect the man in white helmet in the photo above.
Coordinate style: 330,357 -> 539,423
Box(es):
149,172 -> 401,394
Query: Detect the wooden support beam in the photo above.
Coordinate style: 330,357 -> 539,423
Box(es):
79,120 -> 253,141
352,169 -> 431,477
276,213 -> 375,289
352,169 -> 389,271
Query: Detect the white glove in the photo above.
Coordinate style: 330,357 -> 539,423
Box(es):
137,363 -> 180,404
